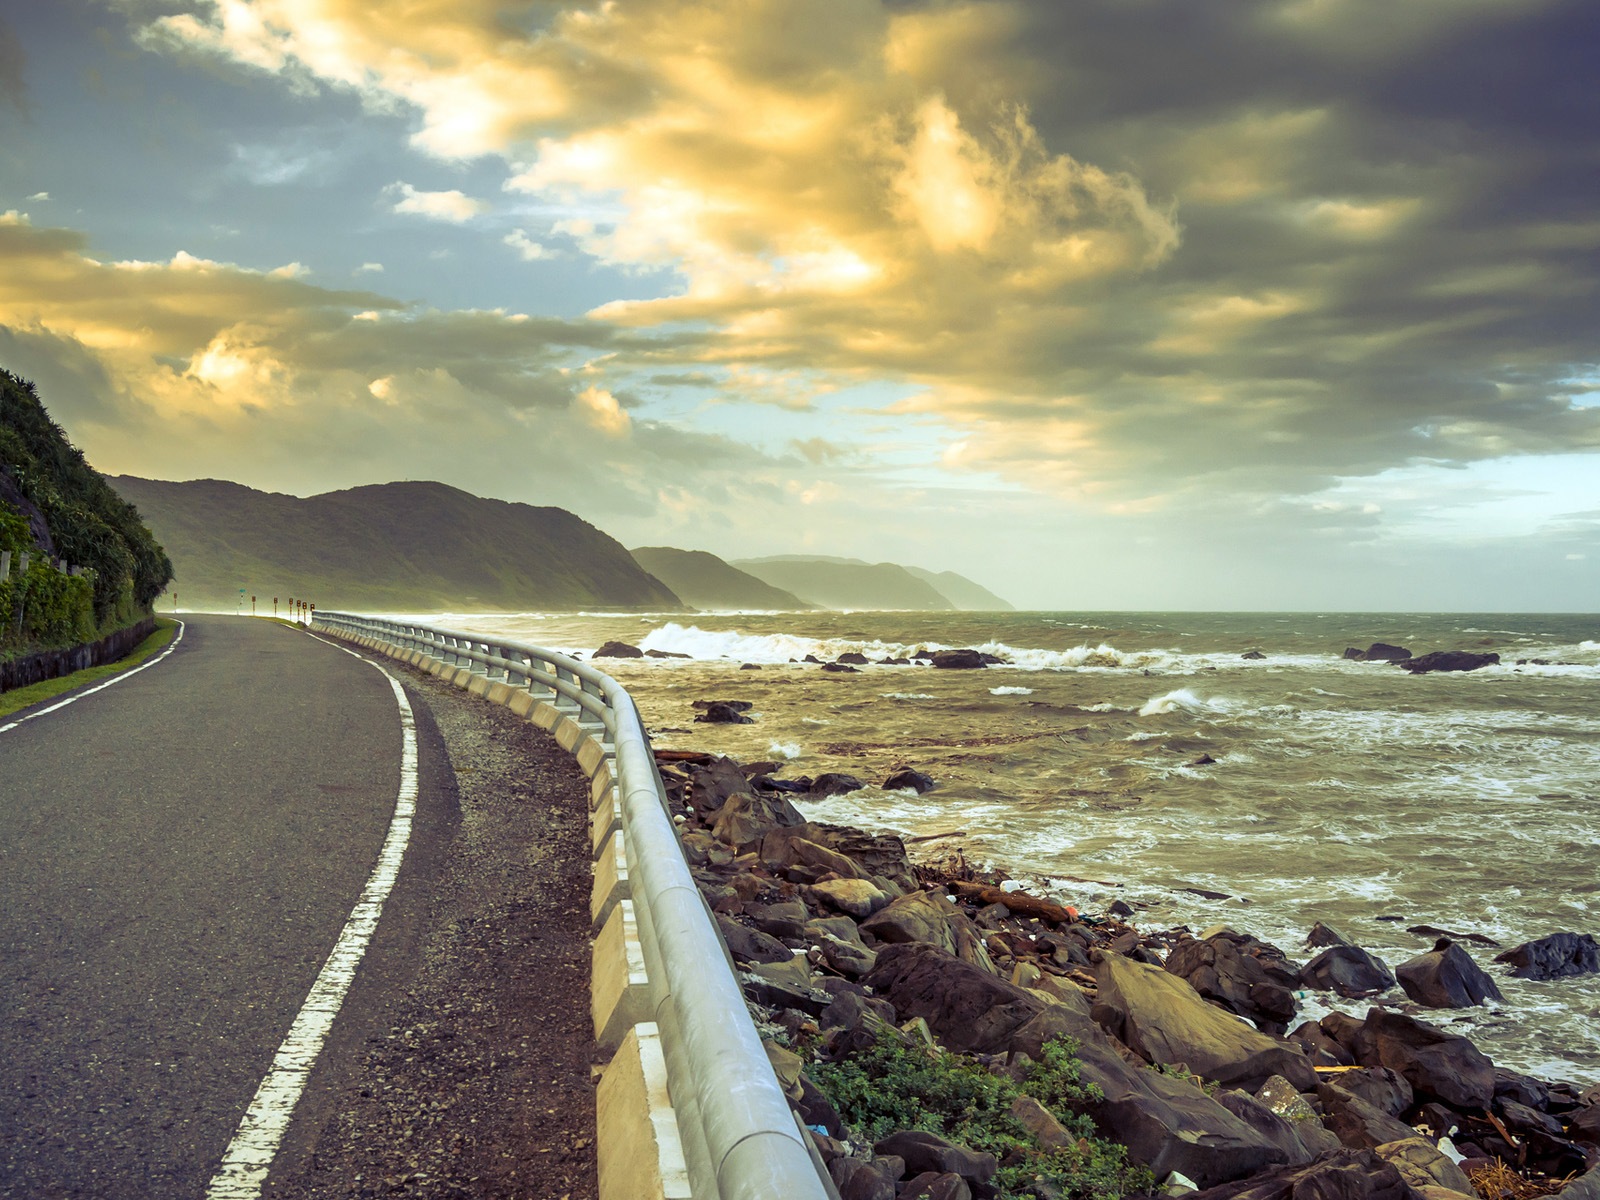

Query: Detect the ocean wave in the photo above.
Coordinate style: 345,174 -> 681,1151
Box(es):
767,740 -> 802,759
883,692 -> 936,700
989,686 -> 1034,695
1138,688 -> 1236,717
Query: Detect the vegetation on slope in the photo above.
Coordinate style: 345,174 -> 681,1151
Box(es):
111,476 -> 685,612
1,371 -> 172,655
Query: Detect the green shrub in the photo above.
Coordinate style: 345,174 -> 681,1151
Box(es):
1,557 -> 95,648
809,1031 -> 1152,1200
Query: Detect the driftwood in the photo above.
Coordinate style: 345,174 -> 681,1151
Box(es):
653,748 -> 715,764
949,880 -> 1077,924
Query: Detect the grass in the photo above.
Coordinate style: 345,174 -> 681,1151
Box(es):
0,617 -> 179,719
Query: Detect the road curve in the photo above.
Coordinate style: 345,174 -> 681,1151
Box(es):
0,615 -> 429,1198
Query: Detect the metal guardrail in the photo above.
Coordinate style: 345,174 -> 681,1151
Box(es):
313,612 -> 834,1200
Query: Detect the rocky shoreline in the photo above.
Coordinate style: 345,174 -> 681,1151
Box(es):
655,745 -> 1600,1200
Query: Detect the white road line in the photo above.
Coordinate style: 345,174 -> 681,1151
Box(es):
205,638 -> 419,1200
0,619 -> 186,736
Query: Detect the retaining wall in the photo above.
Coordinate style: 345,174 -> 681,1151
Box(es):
0,616 -> 158,693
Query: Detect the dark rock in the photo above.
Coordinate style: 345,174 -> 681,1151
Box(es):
1164,929 -> 1302,1035
883,768 -> 937,793
692,698 -> 754,711
929,649 -> 987,669
1405,924 -> 1500,948
896,1172 -> 970,1200
1093,950 -> 1316,1090
799,1072 -> 847,1139
739,967 -> 833,1015
1492,1068 -> 1551,1111
1184,1148 -> 1413,1200
1287,1020 -> 1355,1067
1343,648 -> 1366,660
1395,939 -> 1504,1008
873,1130 -> 996,1187
1306,922 -> 1354,949
696,701 -> 754,724
1316,1082 -> 1420,1149
749,900 -> 809,941
1241,651 -> 1266,660
1373,1136 -> 1477,1194
1550,1171 -> 1600,1200
1335,1067 -> 1413,1117
836,652 -> 870,665
740,662 -> 761,670
1184,886 -> 1234,901
1401,650 -> 1499,673
1213,1088 -> 1338,1165
1109,900 -> 1136,919
1190,753 -> 1219,766
1357,643 -> 1413,663
811,772 -> 865,796
689,756 -> 763,815
1570,1105 -> 1600,1145
644,648 -> 691,658
594,639 -> 644,658
828,1157 -> 897,1200
716,915 -> 794,964
819,988 -> 899,1033
751,773 -> 812,794
1347,1007 -> 1496,1109
1500,1099 -> 1566,1139
822,662 -> 860,673
1494,932 -> 1600,980
802,654 -> 822,663
1301,946 -> 1395,999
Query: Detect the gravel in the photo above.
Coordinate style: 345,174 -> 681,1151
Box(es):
264,662 -> 600,1200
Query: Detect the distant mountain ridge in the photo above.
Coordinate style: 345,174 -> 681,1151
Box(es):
734,556 -> 1012,611
109,477 -> 683,612
630,547 -> 814,611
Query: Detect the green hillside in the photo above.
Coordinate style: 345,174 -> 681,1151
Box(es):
111,476 -> 685,613
630,547 -> 814,611
903,565 -> 1014,611
734,556 -> 955,611
1,372 -> 172,654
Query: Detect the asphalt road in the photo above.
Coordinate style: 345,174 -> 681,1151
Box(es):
0,615 -> 453,1199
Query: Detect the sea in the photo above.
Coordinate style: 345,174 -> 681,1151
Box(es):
390,609 -> 1600,1086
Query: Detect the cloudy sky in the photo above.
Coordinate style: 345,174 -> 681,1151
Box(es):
2,0 -> 1597,610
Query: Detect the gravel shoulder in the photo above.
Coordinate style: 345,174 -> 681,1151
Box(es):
263,656 -> 599,1200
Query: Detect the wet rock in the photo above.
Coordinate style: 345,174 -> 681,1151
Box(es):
1492,1068 -> 1551,1111
1493,932 -> 1600,980
1286,1019 -> 1354,1067
740,662 -> 761,670
1347,1008 -> 1496,1109
1405,925 -> 1499,948
716,914 -> 794,965
1164,929 -> 1302,1035
1353,643 -> 1413,663
819,988 -> 898,1033
822,662 -> 860,673
696,701 -> 754,724
1372,1137 -> 1476,1195
710,791 -> 802,850
1092,950 -> 1317,1091
1306,922 -> 1354,949
873,1130 -> 996,1189
811,772 -> 865,796
1301,945 -> 1395,999
1185,1148 -> 1413,1200
1241,651 -> 1266,660
930,649 -> 987,669
593,639 -> 644,657
836,651 -> 870,665
883,768 -> 936,793
1395,939 -> 1504,1008
1254,1076 -> 1321,1126
1400,650 -> 1499,674
1190,753 -> 1219,766
644,647 -> 691,658
1550,1170 -> 1600,1200
689,755 -> 762,815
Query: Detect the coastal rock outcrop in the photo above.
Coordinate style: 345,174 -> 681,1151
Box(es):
1185,1148 -> 1415,1200
1494,932 -> 1600,980
693,699 -> 754,724
929,649 -> 987,669
1395,939 -> 1504,1007
1345,1008 -> 1496,1109
1401,650 -> 1500,673
883,767 -> 936,793
1301,944 -> 1395,998
1164,928 -> 1302,1034
1091,950 -> 1317,1090
593,639 -> 643,657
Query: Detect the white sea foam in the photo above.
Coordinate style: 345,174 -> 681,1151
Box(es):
989,686 -> 1034,695
1137,688 -> 1235,717
884,692 -> 935,700
768,740 -> 802,759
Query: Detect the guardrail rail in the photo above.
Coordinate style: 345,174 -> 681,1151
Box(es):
313,612 -> 835,1200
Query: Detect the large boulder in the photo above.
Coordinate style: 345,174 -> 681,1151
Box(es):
1550,1172 -> 1600,1200
930,649 -> 987,669
861,943 -> 1090,1058
1317,1081 -> 1423,1150
873,1130 -> 995,1190
1347,1008 -> 1496,1109
1357,643 -> 1413,663
1092,951 -> 1317,1090
593,639 -> 644,658
695,701 -> 755,724
710,790 -> 805,850
716,914 -> 793,965
1493,933 -> 1600,980
1165,930 -> 1302,1034
1213,1088 -> 1340,1165
1400,651 -> 1499,674
1302,945 -> 1396,999
1373,1137 -> 1477,1195
1186,1148 -> 1414,1200
1395,940 -> 1504,1007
